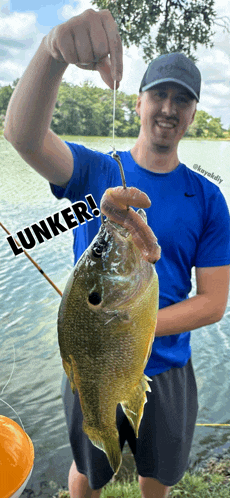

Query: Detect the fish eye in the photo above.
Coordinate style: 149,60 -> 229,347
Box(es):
88,292 -> 102,305
92,245 -> 104,257
92,239 -> 108,258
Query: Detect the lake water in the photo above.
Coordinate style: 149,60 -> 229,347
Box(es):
1,136 -> 230,496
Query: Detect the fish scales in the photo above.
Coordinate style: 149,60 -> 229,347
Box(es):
58,210 -> 159,474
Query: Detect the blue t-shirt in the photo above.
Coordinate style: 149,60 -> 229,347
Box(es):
51,143 -> 230,376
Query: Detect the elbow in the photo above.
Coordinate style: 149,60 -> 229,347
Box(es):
198,292 -> 228,325
3,123 -> 17,147
3,125 -> 11,143
3,111 -> 13,141
216,307 -> 226,322
4,124 -> 30,153
4,114 -> 25,150
209,304 -> 226,324
4,130 -> 21,151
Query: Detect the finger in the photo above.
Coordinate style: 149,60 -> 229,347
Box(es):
73,24 -> 95,64
100,190 -> 160,264
102,187 -> 151,209
80,10 -> 116,87
44,27 -> 64,61
100,10 -> 123,82
85,10 -> 110,60
97,57 -> 120,90
56,30 -> 79,64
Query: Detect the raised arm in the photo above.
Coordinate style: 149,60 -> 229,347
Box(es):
4,9 -> 123,187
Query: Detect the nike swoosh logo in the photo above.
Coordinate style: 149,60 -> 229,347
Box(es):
184,193 -> 195,197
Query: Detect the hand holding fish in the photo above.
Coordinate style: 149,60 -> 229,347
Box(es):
101,186 -> 161,263
44,9 -> 123,89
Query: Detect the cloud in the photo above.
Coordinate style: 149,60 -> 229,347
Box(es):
0,10 -> 43,84
0,0 -> 10,15
59,0 -> 94,20
0,59 -> 26,82
0,12 -> 38,39
196,39 -> 230,127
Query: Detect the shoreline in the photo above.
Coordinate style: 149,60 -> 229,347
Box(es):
48,455 -> 230,497
0,132 -> 230,141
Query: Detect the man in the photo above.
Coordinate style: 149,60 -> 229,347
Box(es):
4,9 -> 230,498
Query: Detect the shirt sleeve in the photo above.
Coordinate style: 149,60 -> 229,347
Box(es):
195,188 -> 230,267
50,142 -> 116,203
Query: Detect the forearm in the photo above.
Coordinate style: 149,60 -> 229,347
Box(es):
155,294 -> 224,337
4,37 -> 67,151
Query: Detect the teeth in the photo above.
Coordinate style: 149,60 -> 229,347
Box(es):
156,121 -> 175,128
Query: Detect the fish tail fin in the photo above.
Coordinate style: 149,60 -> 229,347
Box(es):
121,374 -> 151,438
83,422 -> 122,475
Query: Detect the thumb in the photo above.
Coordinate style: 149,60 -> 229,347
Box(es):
97,57 -> 120,90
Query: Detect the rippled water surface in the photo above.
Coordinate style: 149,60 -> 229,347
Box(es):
1,137 -> 230,496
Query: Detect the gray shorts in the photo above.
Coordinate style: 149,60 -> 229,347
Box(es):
61,357 -> 198,490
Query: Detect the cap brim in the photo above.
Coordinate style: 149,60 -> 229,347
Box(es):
141,77 -> 199,101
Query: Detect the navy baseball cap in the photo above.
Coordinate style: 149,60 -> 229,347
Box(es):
139,52 -> 201,101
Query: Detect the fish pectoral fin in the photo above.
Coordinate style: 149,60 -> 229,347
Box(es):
62,357 -> 78,394
83,422 -> 122,475
121,374 -> 151,438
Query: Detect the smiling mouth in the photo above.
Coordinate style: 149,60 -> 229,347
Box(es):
155,120 -> 177,129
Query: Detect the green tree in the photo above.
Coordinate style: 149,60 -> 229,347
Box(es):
92,0 -> 222,62
51,81 -> 139,137
194,110 -> 211,137
185,110 -> 224,138
208,117 -> 224,138
0,85 -> 13,114
185,110 -> 209,137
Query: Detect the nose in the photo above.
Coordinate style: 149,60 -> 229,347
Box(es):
161,97 -> 177,117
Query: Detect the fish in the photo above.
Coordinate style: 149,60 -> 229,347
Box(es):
58,185 -> 160,475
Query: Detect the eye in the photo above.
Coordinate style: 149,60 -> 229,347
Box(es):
88,292 -> 102,305
153,90 -> 167,100
175,95 -> 189,105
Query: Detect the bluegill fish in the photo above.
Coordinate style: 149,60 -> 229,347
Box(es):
58,186 -> 160,474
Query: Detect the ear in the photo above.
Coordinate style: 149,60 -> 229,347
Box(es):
189,103 -> 197,125
135,94 -> 142,116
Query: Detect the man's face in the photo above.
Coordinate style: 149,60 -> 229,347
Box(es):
135,83 -> 197,152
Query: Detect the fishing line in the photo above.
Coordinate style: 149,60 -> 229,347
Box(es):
0,343 -> 15,395
0,343 -> 25,431
102,79 -> 128,223
110,80 -> 127,190
112,79 -> 116,152
196,423 -> 230,427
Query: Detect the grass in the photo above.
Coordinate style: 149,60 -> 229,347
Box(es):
55,458 -> 230,497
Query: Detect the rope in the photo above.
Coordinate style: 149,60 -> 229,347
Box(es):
196,423 -> 230,427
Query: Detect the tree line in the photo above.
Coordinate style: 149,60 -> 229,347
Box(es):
0,80 -> 229,139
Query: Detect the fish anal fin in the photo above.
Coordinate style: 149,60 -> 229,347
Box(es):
83,422 -> 122,475
121,374 -> 151,438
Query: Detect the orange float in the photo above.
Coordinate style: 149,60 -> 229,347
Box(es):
0,415 -> 34,498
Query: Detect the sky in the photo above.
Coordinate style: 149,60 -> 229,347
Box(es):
0,0 -> 230,128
